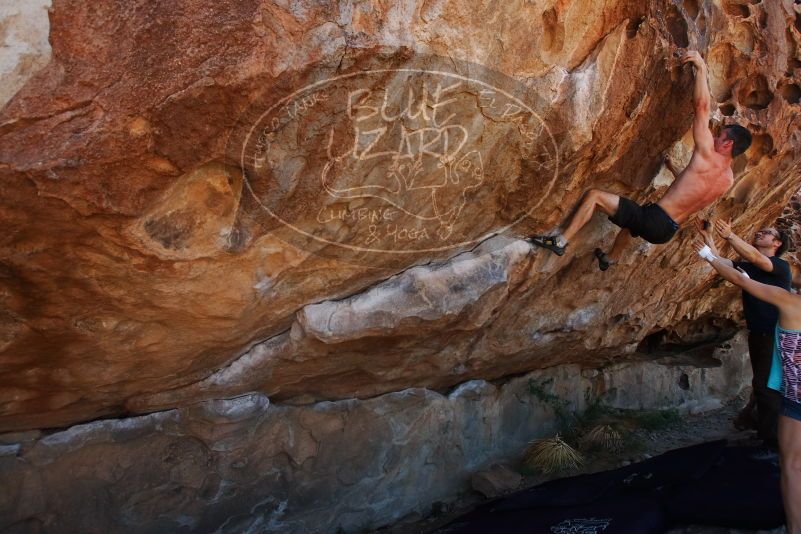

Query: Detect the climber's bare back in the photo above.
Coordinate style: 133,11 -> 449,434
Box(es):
657,50 -> 737,225
657,149 -> 733,224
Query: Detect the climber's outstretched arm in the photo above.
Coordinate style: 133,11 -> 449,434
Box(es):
682,51 -> 714,156
695,240 -> 794,311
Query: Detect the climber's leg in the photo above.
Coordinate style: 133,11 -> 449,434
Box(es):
561,189 -> 620,242
595,229 -> 631,271
528,189 -> 620,255
609,228 -> 632,261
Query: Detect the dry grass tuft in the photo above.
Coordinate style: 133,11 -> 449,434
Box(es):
583,424 -> 624,452
523,434 -> 583,473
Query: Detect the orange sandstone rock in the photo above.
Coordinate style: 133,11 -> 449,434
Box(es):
0,0 -> 800,431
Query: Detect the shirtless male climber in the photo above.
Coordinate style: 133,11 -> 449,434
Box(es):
528,50 -> 752,270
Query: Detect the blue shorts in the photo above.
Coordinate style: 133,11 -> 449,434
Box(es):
782,398 -> 801,422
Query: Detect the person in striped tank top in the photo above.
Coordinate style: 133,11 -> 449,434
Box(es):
696,239 -> 801,533
776,329 -> 801,405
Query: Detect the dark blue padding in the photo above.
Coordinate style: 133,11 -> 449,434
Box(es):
442,495 -> 666,534
665,446 -> 785,530
440,441 -> 787,532
488,440 -> 726,512
438,441 -> 729,533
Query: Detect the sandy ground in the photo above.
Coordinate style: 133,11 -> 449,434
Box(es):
379,390 -> 787,534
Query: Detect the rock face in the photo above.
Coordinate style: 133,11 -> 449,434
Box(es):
3,3 -> 799,529
472,464 -> 524,498
1,0 -> 800,433
0,336 -> 750,533
777,188 -> 801,271
0,0 -> 50,109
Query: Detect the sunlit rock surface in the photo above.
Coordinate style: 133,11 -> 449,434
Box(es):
1,0 -> 800,434
0,0 -> 50,108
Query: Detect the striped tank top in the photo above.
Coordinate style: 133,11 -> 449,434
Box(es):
772,327 -> 801,402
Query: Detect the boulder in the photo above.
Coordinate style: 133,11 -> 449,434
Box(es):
0,0 -> 799,434
472,464 -> 524,498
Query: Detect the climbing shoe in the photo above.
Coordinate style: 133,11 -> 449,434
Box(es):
594,248 -> 616,271
528,235 -> 567,256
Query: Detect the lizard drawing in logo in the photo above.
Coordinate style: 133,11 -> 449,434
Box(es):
320,96 -> 484,241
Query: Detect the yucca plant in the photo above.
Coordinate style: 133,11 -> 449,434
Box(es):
583,424 -> 624,452
524,434 -> 583,473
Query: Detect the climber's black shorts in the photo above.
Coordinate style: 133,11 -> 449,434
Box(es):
609,197 -> 679,245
